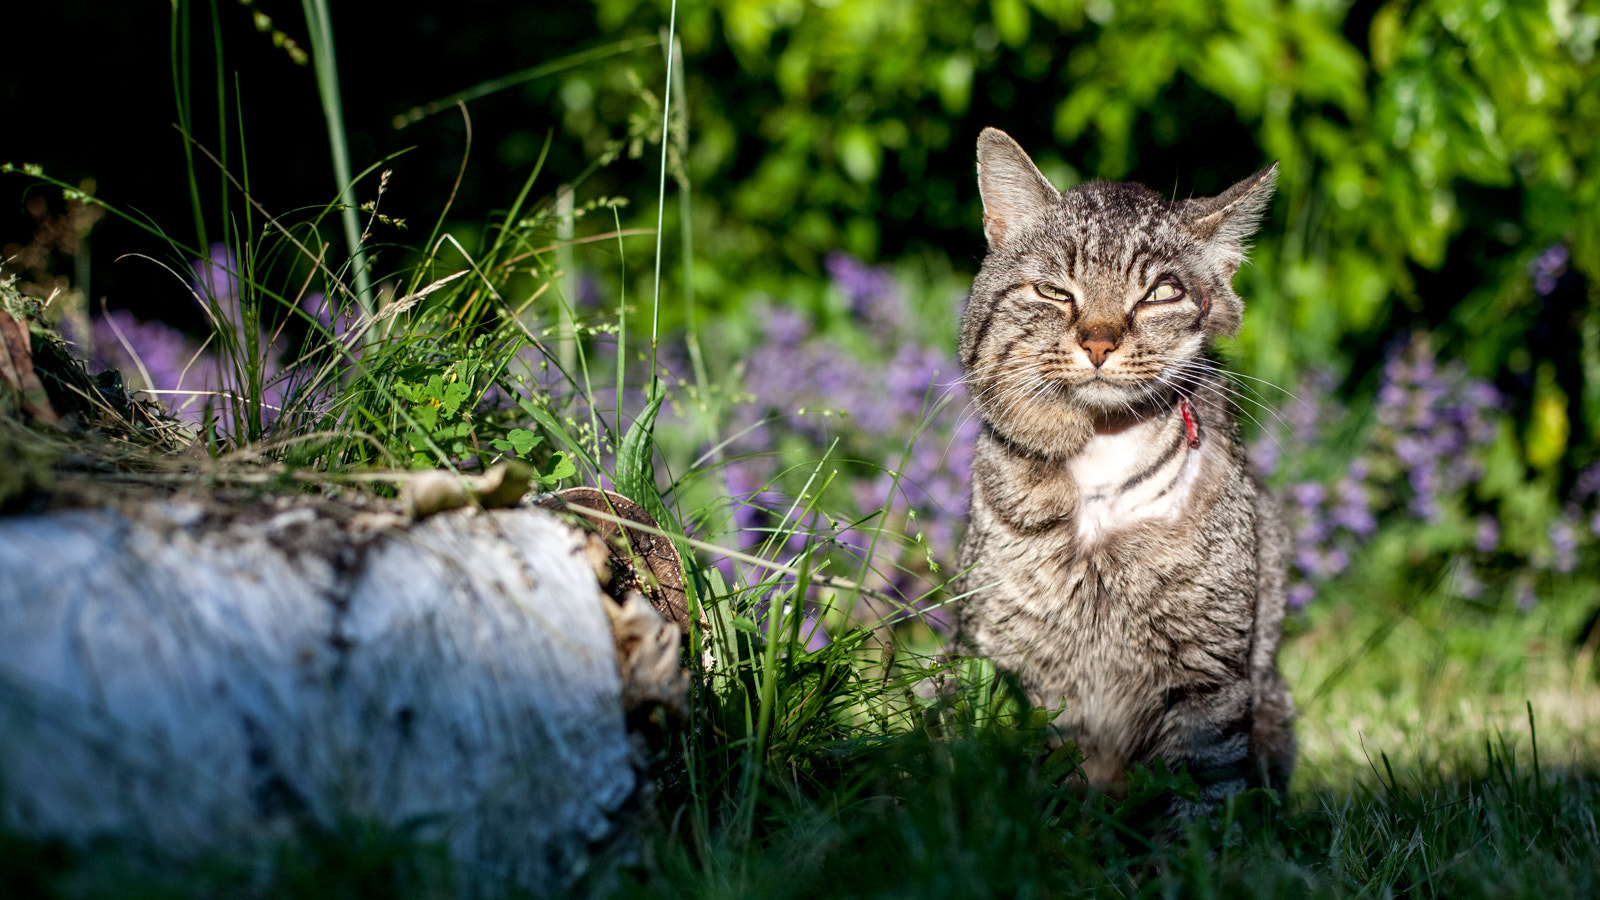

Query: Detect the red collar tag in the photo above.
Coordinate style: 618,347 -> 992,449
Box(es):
1180,399 -> 1202,450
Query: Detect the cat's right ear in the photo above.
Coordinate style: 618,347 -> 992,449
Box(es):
976,128 -> 1060,247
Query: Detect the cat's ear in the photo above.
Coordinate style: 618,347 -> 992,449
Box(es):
1183,163 -> 1278,272
976,128 -> 1060,247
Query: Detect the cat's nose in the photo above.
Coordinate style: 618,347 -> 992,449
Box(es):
1081,338 -> 1116,368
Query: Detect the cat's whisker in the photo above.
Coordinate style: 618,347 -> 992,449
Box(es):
991,374 -> 1055,424
1144,352 -> 1309,413
1155,369 -> 1290,460
1156,364 -> 1275,415
1151,358 -> 1299,431
964,371 -> 1033,420
1155,367 -> 1289,435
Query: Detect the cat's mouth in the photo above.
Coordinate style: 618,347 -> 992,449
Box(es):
1070,371 -> 1163,410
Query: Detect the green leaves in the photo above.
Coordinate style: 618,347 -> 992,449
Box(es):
388,361 -> 572,489
394,373 -> 477,468
614,392 -> 672,528
491,428 -> 541,458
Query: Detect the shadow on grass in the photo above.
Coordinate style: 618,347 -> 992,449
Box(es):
609,726 -> 1600,900
5,725 -> 1600,899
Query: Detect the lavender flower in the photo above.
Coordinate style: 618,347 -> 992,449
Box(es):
92,309 -> 214,410
83,244 -> 302,430
800,613 -> 831,652
191,243 -> 242,323
1550,518 -> 1578,574
827,252 -> 904,338
1372,333 -> 1500,523
1270,336 -> 1507,608
1514,578 -> 1538,612
724,266 -> 977,616
1576,463 -> 1600,502
1530,243 -> 1569,297
1287,584 -> 1315,609
301,292 -> 356,346
1474,516 -> 1500,553
764,306 -> 810,347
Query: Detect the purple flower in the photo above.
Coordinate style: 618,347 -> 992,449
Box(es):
827,252 -> 904,338
724,459 -> 778,538
1331,503 -> 1377,537
1515,580 -> 1538,612
577,268 -> 604,308
1251,438 -> 1281,478
1288,584 -> 1315,608
764,307 -> 811,347
1576,463 -> 1600,503
93,310 -> 202,392
1475,516 -> 1500,553
192,243 -> 242,323
886,344 -> 950,419
1531,243 -> 1569,296
1393,435 -> 1431,468
1550,519 -> 1578,574
301,292 -> 356,345
1290,482 -> 1326,509
801,613 -> 831,652
1408,472 -> 1439,520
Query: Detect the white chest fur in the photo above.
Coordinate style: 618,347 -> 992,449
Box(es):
1067,413 -> 1203,548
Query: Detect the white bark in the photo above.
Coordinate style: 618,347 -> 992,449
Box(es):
0,499 -> 650,891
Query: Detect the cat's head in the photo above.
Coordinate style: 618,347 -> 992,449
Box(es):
960,127 -> 1275,456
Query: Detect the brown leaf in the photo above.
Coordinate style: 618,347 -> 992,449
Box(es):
540,486 -> 696,632
0,311 -> 60,426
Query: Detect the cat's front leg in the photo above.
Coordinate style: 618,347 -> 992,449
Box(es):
1149,674 -> 1257,807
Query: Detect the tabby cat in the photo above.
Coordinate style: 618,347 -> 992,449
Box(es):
953,128 -> 1295,802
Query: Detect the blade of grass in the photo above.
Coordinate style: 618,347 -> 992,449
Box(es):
391,36 -> 658,129
648,4 -> 678,400
299,0 -> 373,319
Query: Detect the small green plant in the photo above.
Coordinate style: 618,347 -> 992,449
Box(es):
392,372 -> 473,465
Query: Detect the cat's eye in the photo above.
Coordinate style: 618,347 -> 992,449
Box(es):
1140,279 -> 1184,306
1034,282 -> 1073,303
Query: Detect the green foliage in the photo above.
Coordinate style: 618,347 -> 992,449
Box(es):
615,391 -> 672,524
566,0 -> 1599,408
393,372 -> 473,465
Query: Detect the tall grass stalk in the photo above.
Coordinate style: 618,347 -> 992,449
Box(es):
647,0 -> 679,397
672,36 -> 712,416
300,0 -> 373,319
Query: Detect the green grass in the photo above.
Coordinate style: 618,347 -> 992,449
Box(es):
583,584 -> 1600,900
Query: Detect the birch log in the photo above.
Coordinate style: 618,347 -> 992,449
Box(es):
0,497 -> 666,891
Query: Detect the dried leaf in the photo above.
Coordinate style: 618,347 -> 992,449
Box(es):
540,486 -> 694,632
0,311 -> 60,425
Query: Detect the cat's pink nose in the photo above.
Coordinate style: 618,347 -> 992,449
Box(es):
1081,338 -> 1116,368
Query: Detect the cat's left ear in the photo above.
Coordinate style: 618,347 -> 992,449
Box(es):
1182,163 -> 1278,272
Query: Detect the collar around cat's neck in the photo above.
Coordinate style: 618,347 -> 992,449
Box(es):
1180,398 -> 1203,450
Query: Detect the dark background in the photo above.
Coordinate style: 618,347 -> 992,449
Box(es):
3,0 -> 616,328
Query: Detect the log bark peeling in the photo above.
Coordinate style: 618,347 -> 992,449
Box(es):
0,496 -> 679,891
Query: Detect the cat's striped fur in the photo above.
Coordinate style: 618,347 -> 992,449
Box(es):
953,129 -> 1296,803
